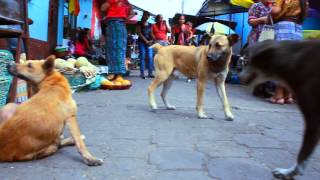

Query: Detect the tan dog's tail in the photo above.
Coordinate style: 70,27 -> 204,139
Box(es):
150,43 -> 163,53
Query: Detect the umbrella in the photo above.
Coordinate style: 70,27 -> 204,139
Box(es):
230,0 -> 254,8
196,22 -> 236,35
127,14 -> 155,24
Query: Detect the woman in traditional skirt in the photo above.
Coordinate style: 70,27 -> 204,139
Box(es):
269,0 -> 308,104
101,0 -> 135,84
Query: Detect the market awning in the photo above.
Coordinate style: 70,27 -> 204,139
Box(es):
197,0 -> 247,17
170,13 -> 237,30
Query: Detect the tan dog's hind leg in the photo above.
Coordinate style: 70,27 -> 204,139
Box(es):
161,74 -> 176,110
196,77 -> 208,119
148,72 -> 171,110
66,116 -> 103,166
215,73 -> 234,121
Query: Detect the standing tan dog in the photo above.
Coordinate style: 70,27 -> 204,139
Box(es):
148,34 -> 239,120
0,56 -> 103,166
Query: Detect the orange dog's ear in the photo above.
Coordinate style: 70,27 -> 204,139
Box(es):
43,55 -> 55,73
227,34 -> 239,46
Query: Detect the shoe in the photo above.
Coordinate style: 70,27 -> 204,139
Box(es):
107,74 -> 116,81
148,74 -> 155,78
267,97 -> 285,105
285,97 -> 295,104
140,75 -> 146,79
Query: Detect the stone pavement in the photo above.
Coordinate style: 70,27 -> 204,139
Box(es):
1,72 -> 319,180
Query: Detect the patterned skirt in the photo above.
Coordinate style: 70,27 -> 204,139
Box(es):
105,19 -> 127,74
275,21 -> 303,41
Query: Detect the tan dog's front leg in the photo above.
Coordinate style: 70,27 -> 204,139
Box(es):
215,74 -> 234,121
66,116 -> 103,166
196,78 -> 208,119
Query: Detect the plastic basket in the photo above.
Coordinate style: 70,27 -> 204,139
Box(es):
0,78 -> 12,107
0,50 -> 14,78
60,70 -> 87,90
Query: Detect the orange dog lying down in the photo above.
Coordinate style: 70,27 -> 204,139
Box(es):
0,56 -> 102,166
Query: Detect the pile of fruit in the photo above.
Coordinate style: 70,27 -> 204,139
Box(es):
54,56 -> 97,78
100,76 -> 132,90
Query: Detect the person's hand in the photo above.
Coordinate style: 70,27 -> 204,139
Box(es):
147,40 -> 153,46
260,16 -> 268,24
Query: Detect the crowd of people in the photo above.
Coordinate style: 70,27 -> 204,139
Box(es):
73,0 -> 308,105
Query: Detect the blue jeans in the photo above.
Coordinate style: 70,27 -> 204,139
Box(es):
138,41 -> 153,76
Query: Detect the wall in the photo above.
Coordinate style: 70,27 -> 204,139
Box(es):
57,0 -> 64,45
28,0 -> 49,41
77,0 -> 93,28
303,17 -> 320,30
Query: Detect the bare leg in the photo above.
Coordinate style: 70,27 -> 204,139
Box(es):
66,116 -> 103,166
161,74 -> 176,110
0,103 -> 18,124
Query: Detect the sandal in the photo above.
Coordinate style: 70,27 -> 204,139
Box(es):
285,97 -> 295,104
267,97 -> 285,105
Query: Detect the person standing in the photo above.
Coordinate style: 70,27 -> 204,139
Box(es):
101,0 -> 135,84
151,14 -> 171,46
247,0 -> 273,45
268,0 -> 308,104
171,15 -> 193,45
136,11 -> 154,79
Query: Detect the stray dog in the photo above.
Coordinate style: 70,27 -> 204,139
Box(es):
148,34 -> 239,120
239,40 -> 320,179
0,56 -> 103,166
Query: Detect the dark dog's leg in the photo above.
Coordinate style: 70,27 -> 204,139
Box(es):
214,71 -> 234,121
196,76 -> 208,119
273,98 -> 320,179
66,116 -> 103,166
161,74 -> 176,110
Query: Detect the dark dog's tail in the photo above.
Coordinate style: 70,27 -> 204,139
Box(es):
150,43 -> 163,53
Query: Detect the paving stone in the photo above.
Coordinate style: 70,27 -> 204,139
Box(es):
149,148 -> 206,170
196,141 -> 250,158
250,148 -> 295,168
156,171 -> 214,180
234,134 -> 283,148
207,158 -> 273,180
263,128 -> 302,142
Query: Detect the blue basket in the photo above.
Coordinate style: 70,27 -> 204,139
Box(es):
61,71 -> 87,90
0,50 -> 14,107
0,50 -> 14,77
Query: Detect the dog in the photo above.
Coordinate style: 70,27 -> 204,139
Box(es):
0,55 -> 103,166
239,39 -> 320,179
148,34 -> 239,120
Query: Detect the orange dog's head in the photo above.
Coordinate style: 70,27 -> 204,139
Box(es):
8,55 -> 56,83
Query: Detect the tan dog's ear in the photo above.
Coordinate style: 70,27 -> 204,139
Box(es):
43,55 -> 55,73
227,34 -> 239,46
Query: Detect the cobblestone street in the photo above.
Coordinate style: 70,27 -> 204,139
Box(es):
1,73 -> 319,180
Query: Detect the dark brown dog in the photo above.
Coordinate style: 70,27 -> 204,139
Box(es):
240,39 -> 320,179
148,34 -> 238,120
0,56 -> 103,166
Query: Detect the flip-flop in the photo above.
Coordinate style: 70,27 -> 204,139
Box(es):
285,97 -> 295,104
267,97 -> 285,105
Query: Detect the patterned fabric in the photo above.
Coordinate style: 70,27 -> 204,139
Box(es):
105,19 -> 127,74
248,2 -> 271,45
275,21 -> 303,40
